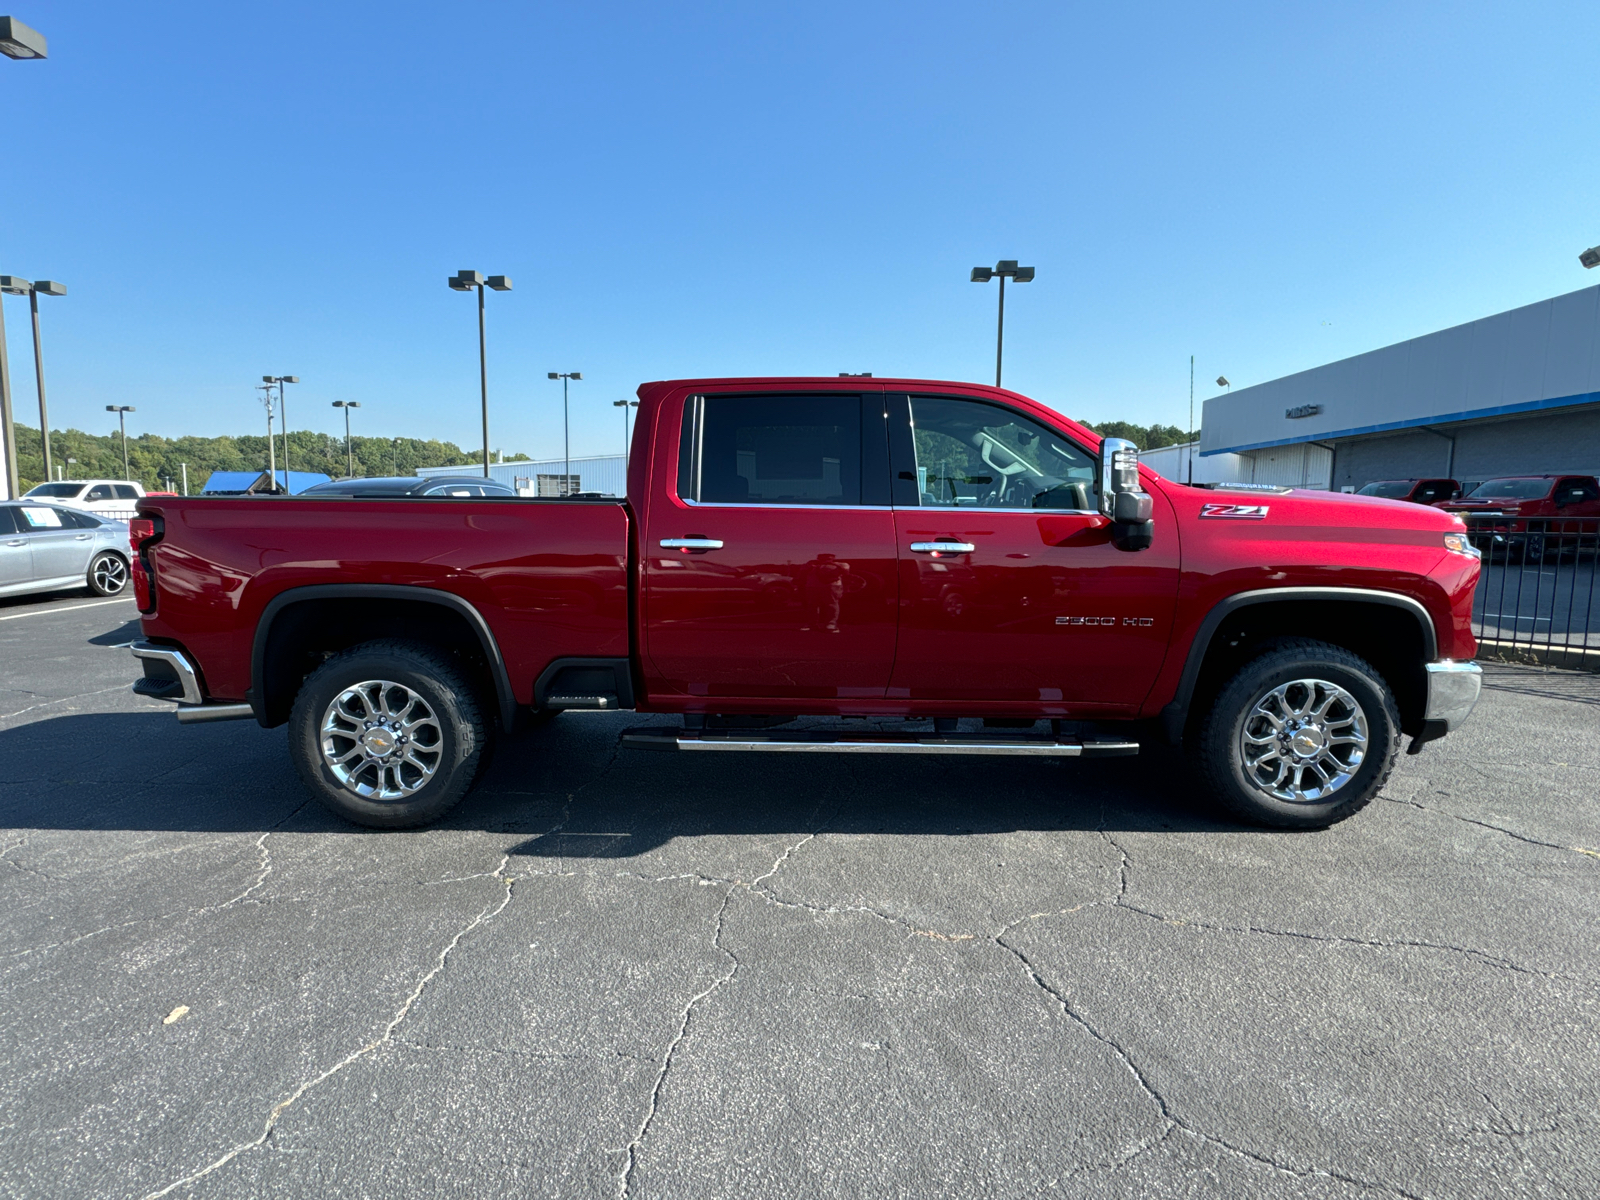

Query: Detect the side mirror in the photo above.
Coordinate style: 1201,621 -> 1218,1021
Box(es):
1099,437 -> 1154,551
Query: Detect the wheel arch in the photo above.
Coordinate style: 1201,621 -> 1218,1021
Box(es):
1161,587 -> 1437,744
250,585 -> 517,731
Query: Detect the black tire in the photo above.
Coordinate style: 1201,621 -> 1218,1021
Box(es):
1194,639 -> 1400,830
288,640 -> 489,829
87,551 -> 129,596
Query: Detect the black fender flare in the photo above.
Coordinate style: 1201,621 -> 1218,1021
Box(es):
249,584 -> 518,730
1158,586 -> 1438,743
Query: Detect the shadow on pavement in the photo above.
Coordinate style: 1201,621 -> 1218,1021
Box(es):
0,710 -> 1265,847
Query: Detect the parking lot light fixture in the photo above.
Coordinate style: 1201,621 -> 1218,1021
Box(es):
548,373 -> 582,494
106,405 -> 136,481
0,16 -> 47,59
613,398 -> 639,460
0,274 -> 28,498
332,401 -> 361,478
1581,246 -> 1600,270
449,271 -> 512,477
263,376 -> 299,481
969,259 -> 1035,387
26,279 -> 65,482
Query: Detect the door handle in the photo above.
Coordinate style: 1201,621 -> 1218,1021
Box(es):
75,533 -> 92,540
4,539 -> 24,548
910,542 -> 976,554
660,538 -> 724,551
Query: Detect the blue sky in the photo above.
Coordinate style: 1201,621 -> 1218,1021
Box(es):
3,1 -> 1598,459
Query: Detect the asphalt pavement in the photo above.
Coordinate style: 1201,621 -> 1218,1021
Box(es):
2,589 -> 1598,1199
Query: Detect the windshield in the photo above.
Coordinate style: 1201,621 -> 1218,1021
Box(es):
1357,481 -> 1413,498
1463,479 -> 1552,501
24,482 -> 84,498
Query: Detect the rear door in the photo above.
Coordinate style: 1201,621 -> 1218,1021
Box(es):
17,505 -> 89,583
0,507 -> 32,589
887,393 -> 1180,712
640,389 -> 899,701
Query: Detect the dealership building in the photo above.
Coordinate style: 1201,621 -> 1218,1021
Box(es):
1196,283 -> 1600,491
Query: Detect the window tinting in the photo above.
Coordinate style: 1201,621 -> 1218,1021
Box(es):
689,395 -> 862,505
908,396 -> 1096,510
0,506 -> 19,535
113,485 -> 140,500
1465,479 -> 1553,500
85,485 -> 115,502
1357,481 -> 1413,498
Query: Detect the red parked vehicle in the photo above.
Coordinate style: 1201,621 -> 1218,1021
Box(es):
1435,475 -> 1600,561
1356,478 -> 1459,505
127,378 -> 1485,831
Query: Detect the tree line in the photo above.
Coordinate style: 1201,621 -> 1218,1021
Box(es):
1075,420 -> 1197,451
9,423 -> 530,493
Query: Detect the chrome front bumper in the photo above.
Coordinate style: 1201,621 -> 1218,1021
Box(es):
1423,660 -> 1483,731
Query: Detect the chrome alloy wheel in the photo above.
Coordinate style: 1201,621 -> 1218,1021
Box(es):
1239,678 -> 1369,804
320,680 -> 444,800
93,554 -> 128,594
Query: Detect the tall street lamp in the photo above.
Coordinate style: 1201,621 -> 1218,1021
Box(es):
969,259 -> 1035,387
23,279 -> 65,482
263,375 -> 298,484
613,398 -> 638,461
1581,245 -> 1600,270
449,270 -> 512,477
332,400 -> 361,478
106,405 -> 136,481
548,372 -> 582,494
0,274 -> 28,498
0,16 -> 47,59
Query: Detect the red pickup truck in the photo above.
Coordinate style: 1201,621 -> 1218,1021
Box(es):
127,378 -> 1484,831
1434,474 -> 1600,561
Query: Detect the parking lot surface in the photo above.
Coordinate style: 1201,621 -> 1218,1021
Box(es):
3,592 -> 1598,1199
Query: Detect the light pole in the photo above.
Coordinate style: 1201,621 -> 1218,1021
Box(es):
448,270 -> 512,477
24,279 -> 65,482
106,405 -> 136,481
0,19 -> 47,498
613,399 -> 638,461
548,373 -> 582,494
392,437 -> 400,476
256,384 -> 278,486
0,275 -> 27,499
263,375 -> 298,484
969,259 -> 1035,387
332,401 -> 361,478
1581,246 -> 1600,269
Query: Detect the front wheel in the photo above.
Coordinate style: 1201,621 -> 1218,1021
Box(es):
288,640 -> 489,828
1194,640 -> 1401,829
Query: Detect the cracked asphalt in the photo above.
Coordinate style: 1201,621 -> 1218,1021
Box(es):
3,590 -> 1599,1199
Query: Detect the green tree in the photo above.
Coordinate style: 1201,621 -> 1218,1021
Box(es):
1076,420 -> 1197,451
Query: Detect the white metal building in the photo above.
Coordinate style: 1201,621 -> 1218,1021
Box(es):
1200,283 -> 1600,490
425,454 -> 629,497
1138,441 -> 1249,485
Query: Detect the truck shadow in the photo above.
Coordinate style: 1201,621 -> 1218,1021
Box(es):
0,711 -> 1266,845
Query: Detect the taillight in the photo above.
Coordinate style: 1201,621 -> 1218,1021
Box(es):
129,515 -> 164,613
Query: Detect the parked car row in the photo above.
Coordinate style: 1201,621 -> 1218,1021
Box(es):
0,502 -> 131,599
1357,474 -> 1600,560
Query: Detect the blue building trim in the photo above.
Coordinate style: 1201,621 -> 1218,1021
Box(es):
1202,390 -> 1600,456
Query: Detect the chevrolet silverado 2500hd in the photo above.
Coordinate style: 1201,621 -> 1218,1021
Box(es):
128,378 -> 1484,830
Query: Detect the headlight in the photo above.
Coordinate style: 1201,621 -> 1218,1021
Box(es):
1444,532 -> 1481,558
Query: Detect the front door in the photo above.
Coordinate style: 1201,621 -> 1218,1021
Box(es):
17,505 -> 89,583
887,393 -> 1180,713
641,390 -> 898,701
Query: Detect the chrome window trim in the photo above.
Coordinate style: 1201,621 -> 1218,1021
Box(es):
680,500 -> 1103,516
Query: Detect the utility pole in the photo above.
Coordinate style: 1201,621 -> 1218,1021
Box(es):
181,463 -> 188,496
1188,355 -> 1195,486
258,384 -> 278,486
106,406 -> 136,480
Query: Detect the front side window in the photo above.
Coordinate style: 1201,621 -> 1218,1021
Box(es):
85,485 -> 115,502
908,395 -> 1096,510
681,394 -> 862,505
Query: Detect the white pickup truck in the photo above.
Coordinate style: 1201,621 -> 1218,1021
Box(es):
22,479 -> 147,521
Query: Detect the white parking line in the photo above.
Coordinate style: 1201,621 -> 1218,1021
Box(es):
0,598 -> 136,622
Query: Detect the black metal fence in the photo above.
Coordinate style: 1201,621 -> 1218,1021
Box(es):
1465,516 -> 1600,668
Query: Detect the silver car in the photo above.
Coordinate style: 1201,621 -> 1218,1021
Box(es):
0,502 -> 131,599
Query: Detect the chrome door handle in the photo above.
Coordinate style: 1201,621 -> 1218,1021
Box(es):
660,538 -> 724,550
910,541 -> 976,554
4,539 -> 24,547
75,533 -> 92,540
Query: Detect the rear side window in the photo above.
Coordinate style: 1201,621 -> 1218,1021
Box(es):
113,485 -> 140,500
680,394 -> 863,505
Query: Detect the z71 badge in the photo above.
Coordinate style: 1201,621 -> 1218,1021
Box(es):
1200,503 -> 1270,520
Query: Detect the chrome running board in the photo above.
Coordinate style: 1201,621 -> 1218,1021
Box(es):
621,728 -> 1139,757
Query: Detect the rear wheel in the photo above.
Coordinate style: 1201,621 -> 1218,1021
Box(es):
87,551 -> 128,596
1194,639 -> 1400,829
289,640 -> 489,828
